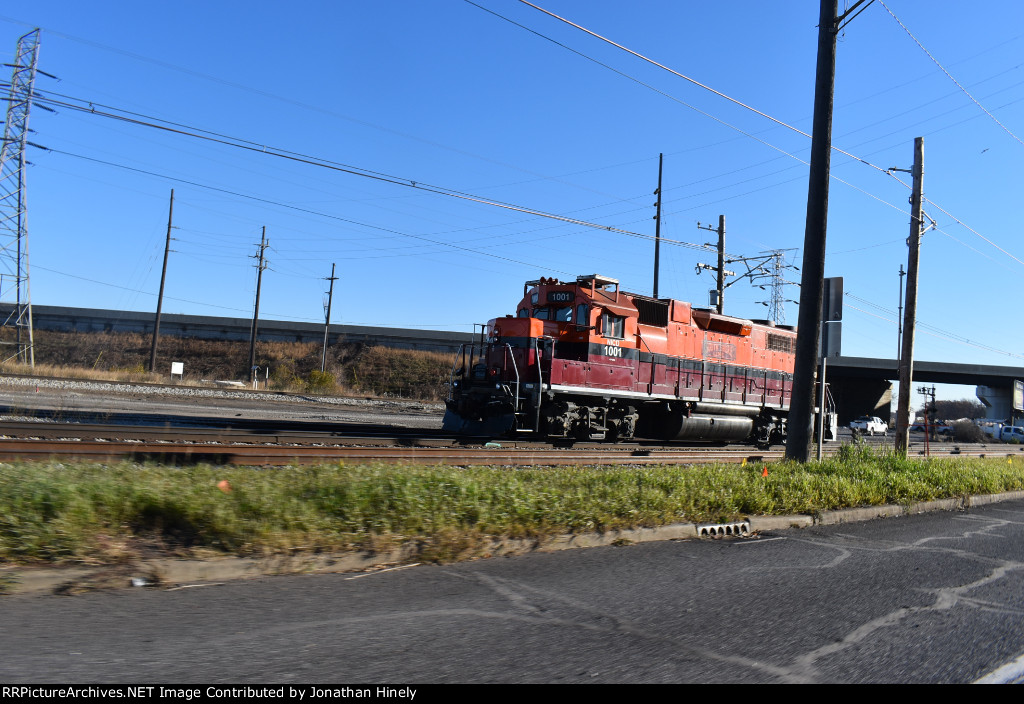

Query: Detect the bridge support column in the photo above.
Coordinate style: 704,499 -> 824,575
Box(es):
831,378 -> 892,427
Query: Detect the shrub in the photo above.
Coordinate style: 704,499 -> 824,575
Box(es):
305,370 -> 336,393
953,421 -> 984,443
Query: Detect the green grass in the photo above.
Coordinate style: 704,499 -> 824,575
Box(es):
3,446 -> 1024,565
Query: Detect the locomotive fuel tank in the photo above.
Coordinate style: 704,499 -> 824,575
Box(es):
645,403 -> 760,442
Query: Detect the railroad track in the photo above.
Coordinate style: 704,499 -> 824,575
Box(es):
0,419 -> 443,446
0,437 -> 788,465
0,420 -> 1014,465
0,421 -> 781,464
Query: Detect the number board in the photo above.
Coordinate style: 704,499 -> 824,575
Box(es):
547,291 -> 574,303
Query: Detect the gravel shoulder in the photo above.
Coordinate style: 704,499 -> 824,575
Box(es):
0,376 -> 445,429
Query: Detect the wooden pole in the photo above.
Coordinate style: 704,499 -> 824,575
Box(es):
895,138 -> 925,456
149,189 -> 173,373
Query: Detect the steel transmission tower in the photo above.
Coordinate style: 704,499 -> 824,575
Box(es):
757,250 -> 795,324
0,29 -> 42,365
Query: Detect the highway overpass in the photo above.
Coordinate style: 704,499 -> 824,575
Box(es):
0,304 -> 475,354
825,356 -> 1024,424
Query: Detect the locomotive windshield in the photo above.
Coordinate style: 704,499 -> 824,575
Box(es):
531,306 -> 573,321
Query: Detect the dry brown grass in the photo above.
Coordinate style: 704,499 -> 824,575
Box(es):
0,330 -> 453,401
347,346 -> 452,401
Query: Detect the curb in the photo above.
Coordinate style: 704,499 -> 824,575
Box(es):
4,489 -> 1024,597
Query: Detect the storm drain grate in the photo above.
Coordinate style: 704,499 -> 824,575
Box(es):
697,521 -> 751,537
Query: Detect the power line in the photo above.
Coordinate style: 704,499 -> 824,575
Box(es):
24,42 -> 1021,275
0,12 -> 607,196
877,0 -> 1024,149
39,87 -> 1021,285
924,198 -> 1024,267
39,147 -> 582,274
845,293 -> 1024,361
32,264 -> 252,315
504,1 -> 1024,269
516,0 -> 896,177
0,85 -> 925,264
31,91 -> 723,254
39,139 -> 733,260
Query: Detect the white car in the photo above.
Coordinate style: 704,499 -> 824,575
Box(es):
850,416 -> 888,435
999,426 -> 1024,443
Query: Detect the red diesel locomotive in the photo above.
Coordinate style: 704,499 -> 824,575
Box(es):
444,274 -> 797,445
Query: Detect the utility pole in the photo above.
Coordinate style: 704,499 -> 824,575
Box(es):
715,215 -> 725,314
321,263 -> 337,373
696,216 -> 726,313
653,153 -> 663,299
248,227 -> 268,384
785,0 -> 839,463
895,137 -> 925,456
149,189 -> 174,373
897,264 -> 905,362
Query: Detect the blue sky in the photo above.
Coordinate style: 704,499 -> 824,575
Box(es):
2,1 -> 1022,401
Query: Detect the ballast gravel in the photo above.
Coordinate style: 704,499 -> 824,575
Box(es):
0,376 -> 444,428
0,375 -> 442,412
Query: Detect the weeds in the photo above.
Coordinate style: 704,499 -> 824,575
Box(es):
0,330 -> 453,402
3,454 -> 1024,566
0,572 -> 19,595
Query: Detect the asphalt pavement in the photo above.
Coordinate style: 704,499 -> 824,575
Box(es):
4,496 -> 1024,684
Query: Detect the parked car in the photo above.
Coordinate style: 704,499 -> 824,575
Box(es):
850,416 -> 888,435
979,423 -> 1002,440
999,426 -> 1024,443
910,421 -> 953,435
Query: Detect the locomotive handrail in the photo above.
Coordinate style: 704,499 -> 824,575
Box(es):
637,331 -> 657,395
447,343 -> 466,402
533,338 -> 542,432
532,336 -> 557,433
502,342 -> 521,422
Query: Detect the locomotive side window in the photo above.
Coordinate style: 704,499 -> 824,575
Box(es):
518,308 -> 529,318
602,312 -> 624,339
576,304 -> 589,326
